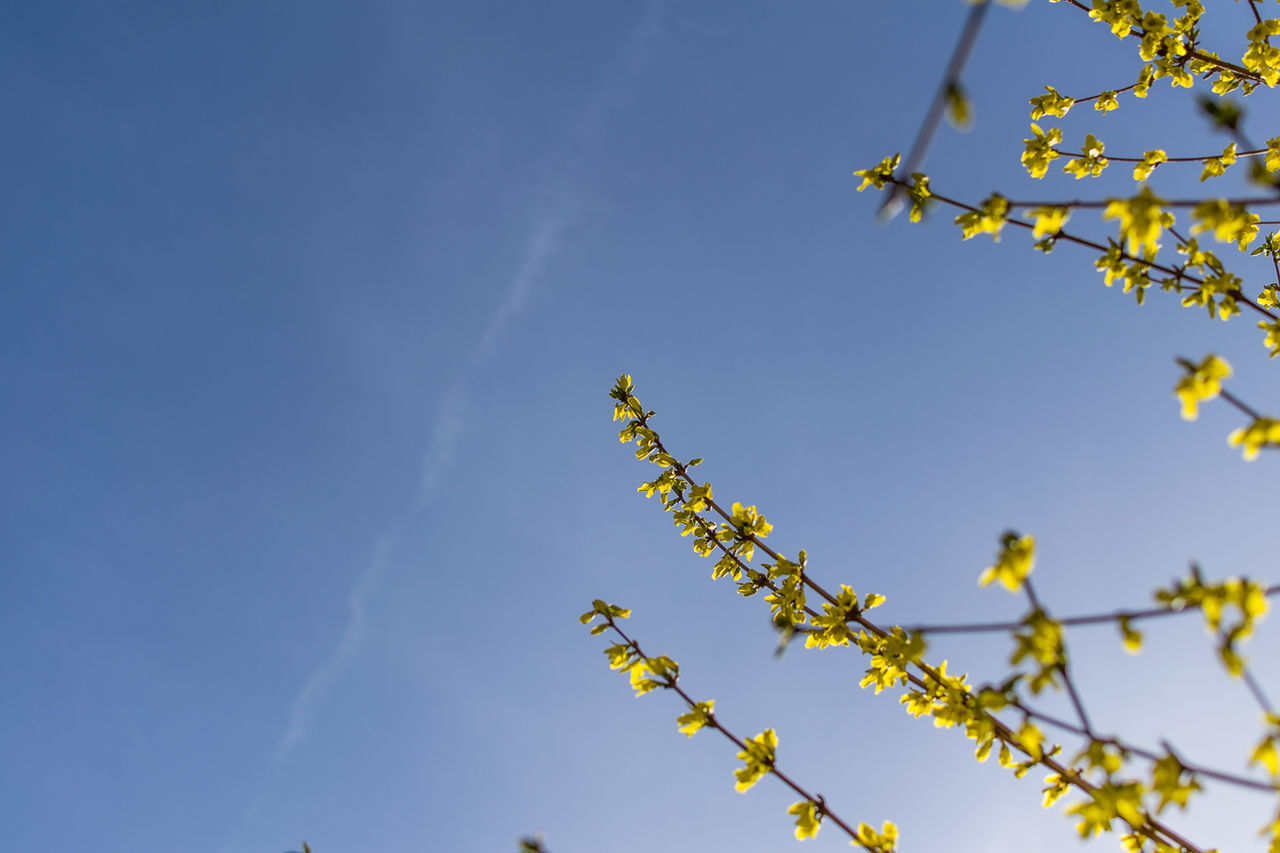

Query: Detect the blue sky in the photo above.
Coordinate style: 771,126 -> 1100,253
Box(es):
4,2 -> 1279,852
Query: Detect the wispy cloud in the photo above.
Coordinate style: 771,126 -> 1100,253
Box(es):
267,0 -> 666,767
472,0 -> 664,363
475,211 -> 569,359
419,381 -> 467,500
272,534 -> 389,761
271,197 -> 566,760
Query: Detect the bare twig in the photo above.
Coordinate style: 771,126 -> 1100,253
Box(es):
904,584 -> 1280,636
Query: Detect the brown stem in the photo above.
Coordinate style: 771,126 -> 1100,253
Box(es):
1070,82 -> 1139,106
880,0 -> 990,219
1026,579 -> 1095,737
888,177 -> 1279,322
621,407 -> 1220,851
1047,146 -> 1268,165
1004,196 -> 1280,210
1242,665 -> 1275,716
1248,0 -> 1264,26
1017,704 -> 1276,794
904,584 -> 1280,635
606,618 -> 877,850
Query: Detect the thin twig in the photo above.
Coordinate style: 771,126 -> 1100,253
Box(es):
1004,196 -> 1280,210
1243,667 -> 1276,715
1026,578 -> 1095,737
1018,703 -> 1277,793
1070,82 -> 1139,106
880,0 -> 990,219
1248,0 -> 1264,26
903,584 -> 1280,636
1047,146 -> 1269,165
1219,386 -> 1268,422
606,618 -> 877,850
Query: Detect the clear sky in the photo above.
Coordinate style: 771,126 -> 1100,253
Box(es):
3,2 -> 1278,852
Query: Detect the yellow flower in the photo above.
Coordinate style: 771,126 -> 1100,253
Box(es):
1228,417 -> 1280,460
1173,354 -> 1231,420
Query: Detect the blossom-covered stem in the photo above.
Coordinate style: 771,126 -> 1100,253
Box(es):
1058,0 -> 1260,82
840,609 -> 1212,835
886,177 -> 1279,322
637,406 -> 1264,810
618,395 -> 1212,849
604,618 -> 875,850
654,416 -> 1267,810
